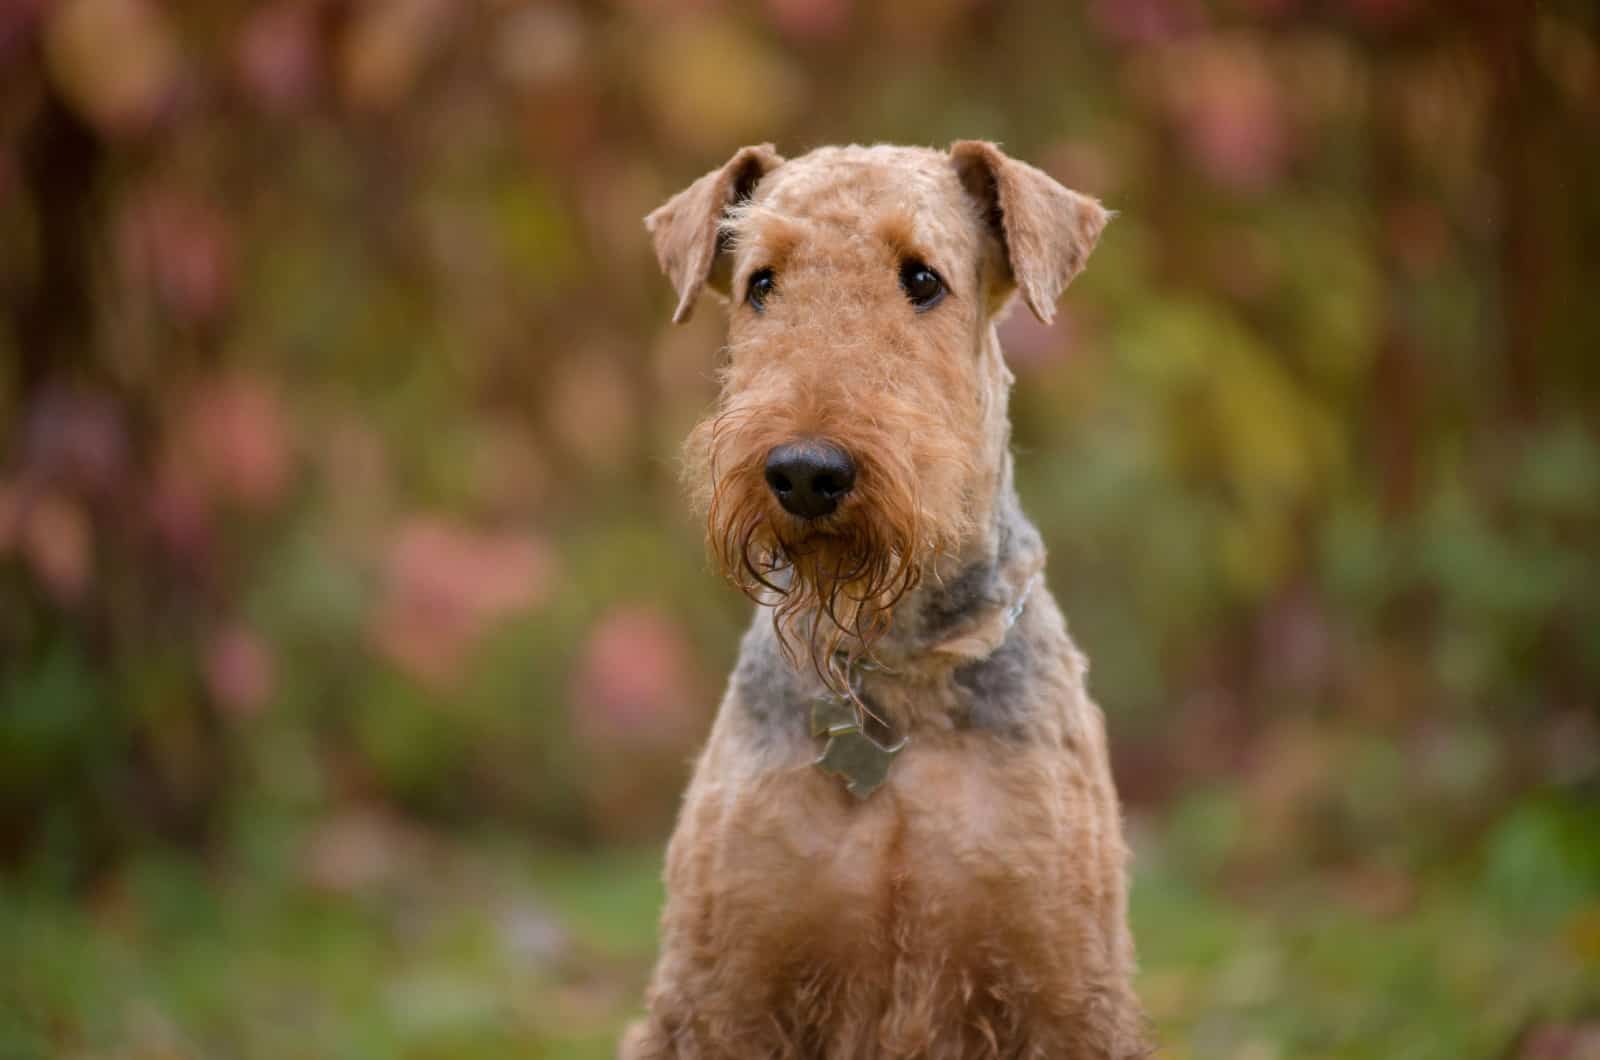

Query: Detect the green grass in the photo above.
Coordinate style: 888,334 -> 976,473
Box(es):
1,807 -> 1595,1059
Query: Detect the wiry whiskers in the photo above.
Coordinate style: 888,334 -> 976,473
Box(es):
705,455 -> 922,698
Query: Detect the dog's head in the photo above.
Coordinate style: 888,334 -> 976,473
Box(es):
648,143 -> 1107,681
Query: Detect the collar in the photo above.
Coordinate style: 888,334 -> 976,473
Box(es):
810,572 -> 1038,799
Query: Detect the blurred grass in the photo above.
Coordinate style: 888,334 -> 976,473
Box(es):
4,795 -> 1595,1060
1,840 -> 666,1060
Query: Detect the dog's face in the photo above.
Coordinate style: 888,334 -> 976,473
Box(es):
648,143 -> 1106,679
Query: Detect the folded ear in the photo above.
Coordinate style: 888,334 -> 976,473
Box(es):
644,144 -> 785,324
949,140 -> 1110,325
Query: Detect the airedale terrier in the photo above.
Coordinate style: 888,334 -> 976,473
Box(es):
623,142 -> 1144,1059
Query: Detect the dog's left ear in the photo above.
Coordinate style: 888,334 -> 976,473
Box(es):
949,140 -> 1110,325
645,144 -> 785,324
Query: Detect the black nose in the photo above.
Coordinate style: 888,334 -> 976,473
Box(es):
764,441 -> 856,519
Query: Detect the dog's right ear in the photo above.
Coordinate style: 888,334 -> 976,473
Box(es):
645,145 -> 785,324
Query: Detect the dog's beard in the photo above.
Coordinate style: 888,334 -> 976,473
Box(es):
706,467 -> 922,695
687,396 -> 979,696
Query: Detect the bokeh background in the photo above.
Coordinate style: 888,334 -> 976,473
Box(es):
2,0 -> 1598,1056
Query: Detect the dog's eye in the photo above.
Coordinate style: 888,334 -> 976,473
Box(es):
747,268 -> 776,311
899,261 -> 945,310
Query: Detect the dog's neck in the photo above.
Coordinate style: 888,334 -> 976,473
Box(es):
869,455 -> 1045,673
789,469 -> 1044,797
732,437 -> 1052,780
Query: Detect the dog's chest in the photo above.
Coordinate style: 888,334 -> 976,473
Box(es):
703,736 -> 1094,967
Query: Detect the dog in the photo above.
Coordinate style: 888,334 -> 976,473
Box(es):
622,142 -> 1144,1059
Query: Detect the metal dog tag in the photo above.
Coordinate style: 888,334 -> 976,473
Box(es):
811,697 -> 908,800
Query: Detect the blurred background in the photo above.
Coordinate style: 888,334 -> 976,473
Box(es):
1,0 -> 1598,1056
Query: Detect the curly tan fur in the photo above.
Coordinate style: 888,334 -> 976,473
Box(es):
628,143 -> 1144,1059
